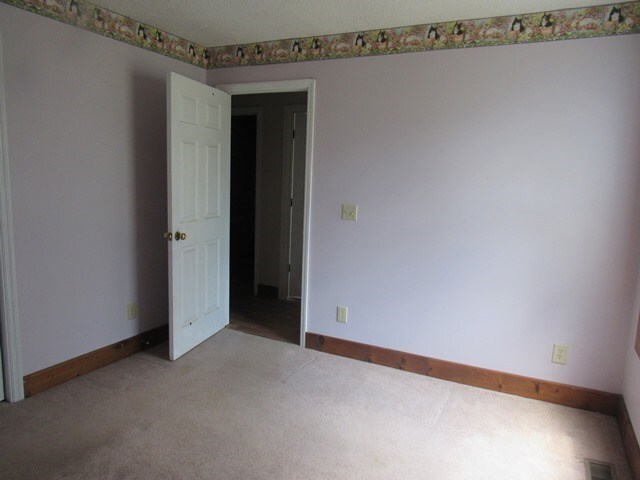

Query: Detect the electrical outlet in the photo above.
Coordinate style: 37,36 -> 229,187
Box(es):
552,344 -> 568,365
342,204 -> 358,221
127,302 -> 138,321
337,306 -> 348,324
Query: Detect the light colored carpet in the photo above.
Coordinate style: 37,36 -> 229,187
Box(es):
0,329 -> 631,479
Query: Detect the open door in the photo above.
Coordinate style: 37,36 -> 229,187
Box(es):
167,72 -> 231,360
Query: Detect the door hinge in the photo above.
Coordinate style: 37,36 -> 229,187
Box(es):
290,198 -> 293,207
288,264 -> 291,272
292,129 -> 295,139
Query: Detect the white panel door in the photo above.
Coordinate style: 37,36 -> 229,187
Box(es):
167,72 -> 231,361
288,113 -> 307,298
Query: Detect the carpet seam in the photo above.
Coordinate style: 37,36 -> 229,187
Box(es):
280,357 -> 319,383
427,385 -> 455,430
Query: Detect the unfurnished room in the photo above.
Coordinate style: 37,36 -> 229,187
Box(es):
0,1 -> 639,479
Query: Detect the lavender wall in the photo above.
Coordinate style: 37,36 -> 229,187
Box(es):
0,4 -> 204,374
208,34 -> 640,394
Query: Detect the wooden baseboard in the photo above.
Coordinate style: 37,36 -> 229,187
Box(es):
305,333 -> 619,416
23,324 -> 168,397
257,284 -> 278,299
619,397 -> 640,480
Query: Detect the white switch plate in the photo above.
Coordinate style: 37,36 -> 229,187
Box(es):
342,204 -> 358,221
337,306 -> 348,323
552,344 -> 568,364
127,302 -> 138,321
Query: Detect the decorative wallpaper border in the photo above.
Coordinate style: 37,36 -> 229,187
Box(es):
1,0 -> 640,69
0,0 -> 209,67
208,1 -> 640,68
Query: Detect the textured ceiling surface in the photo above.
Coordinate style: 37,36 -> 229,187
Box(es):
91,0 -> 617,47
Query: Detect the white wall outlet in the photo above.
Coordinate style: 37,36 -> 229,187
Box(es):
337,306 -> 348,323
342,204 -> 358,221
552,344 -> 568,365
127,302 -> 138,321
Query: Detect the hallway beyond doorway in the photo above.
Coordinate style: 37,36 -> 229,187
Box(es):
229,292 -> 300,345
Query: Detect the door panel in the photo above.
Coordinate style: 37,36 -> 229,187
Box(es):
204,239 -> 221,314
181,247 -> 198,326
168,72 -> 231,360
205,145 -> 221,218
180,141 -> 198,222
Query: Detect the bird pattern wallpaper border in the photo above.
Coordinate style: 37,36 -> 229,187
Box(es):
209,2 -> 640,68
0,0 -> 210,67
2,0 -> 640,69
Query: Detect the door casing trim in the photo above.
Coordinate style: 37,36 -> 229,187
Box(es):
0,31 -> 25,402
217,80 -> 316,347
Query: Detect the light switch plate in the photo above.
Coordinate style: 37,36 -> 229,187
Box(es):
342,204 -> 358,221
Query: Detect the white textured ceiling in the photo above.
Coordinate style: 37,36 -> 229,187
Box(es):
91,0 -> 618,47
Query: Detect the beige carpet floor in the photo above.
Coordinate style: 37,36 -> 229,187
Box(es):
0,329 -> 631,479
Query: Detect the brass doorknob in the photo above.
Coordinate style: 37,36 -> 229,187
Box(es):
175,231 -> 187,241
164,232 -> 173,241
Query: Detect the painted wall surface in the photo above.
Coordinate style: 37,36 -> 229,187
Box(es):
209,34 -> 640,393
623,269 -> 640,436
0,4 -> 204,374
232,92 -> 306,290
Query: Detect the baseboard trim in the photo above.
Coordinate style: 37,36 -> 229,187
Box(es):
23,324 -> 168,397
619,397 -> 640,480
257,284 -> 278,299
305,333 -> 619,416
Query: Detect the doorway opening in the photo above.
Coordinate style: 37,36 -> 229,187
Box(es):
227,92 -> 308,345
0,31 -> 23,402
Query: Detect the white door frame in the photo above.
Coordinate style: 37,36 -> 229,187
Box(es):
231,106 -> 263,297
279,104 -> 307,301
0,32 -> 25,402
217,80 -> 315,348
